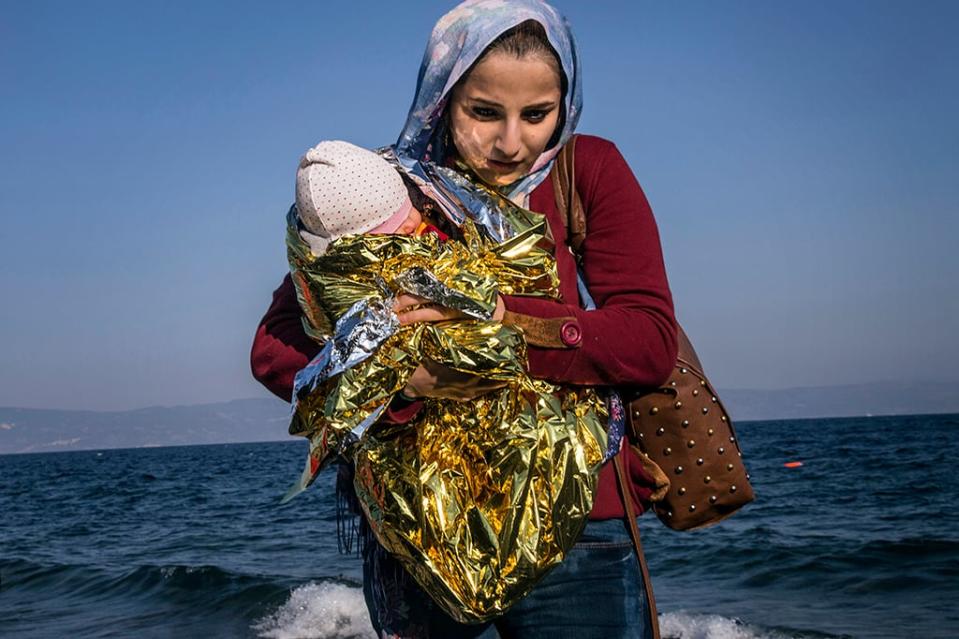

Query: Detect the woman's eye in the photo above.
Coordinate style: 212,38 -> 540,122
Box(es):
471,106 -> 498,118
523,110 -> 548,123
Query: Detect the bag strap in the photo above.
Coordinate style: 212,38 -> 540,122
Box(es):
552,136 -> 662,639
551,135 -> 587,260
613,448 -> 662,639
554,139 -> 702,382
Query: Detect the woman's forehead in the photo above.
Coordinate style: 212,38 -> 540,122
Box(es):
456,53 -> 562,106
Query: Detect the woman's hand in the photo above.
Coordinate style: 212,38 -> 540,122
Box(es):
393,292 -> 508,401
393,293 -> 505,325
402,359 -> 506,401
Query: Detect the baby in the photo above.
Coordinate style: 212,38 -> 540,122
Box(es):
285,140 -> 608,622
287,139 -> 458,345
294,139 -> 432,257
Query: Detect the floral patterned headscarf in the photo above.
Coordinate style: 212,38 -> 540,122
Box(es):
394,0 -> 582,200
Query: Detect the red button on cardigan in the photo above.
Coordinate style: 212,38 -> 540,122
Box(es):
560,320 -> 582,347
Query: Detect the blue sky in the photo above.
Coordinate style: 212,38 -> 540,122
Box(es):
2,1 -> 956,410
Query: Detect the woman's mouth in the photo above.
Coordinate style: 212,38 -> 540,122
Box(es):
486,158 -> 522,173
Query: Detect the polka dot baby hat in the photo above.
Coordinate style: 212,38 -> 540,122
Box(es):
295,140 -> 413,254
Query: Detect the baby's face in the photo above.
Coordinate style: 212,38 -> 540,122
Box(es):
391,207 -> 424,236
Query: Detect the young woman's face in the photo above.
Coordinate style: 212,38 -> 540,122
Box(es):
449,51 -> 562,187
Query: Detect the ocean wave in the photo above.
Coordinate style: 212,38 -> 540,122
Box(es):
253,581 -> 374,639
853,537 -> 959,558
651,531 -> 959,590
4,559 -> 240,587
1,557 -> 289,606
660,611 -> 850,639
248,580 -> 851,639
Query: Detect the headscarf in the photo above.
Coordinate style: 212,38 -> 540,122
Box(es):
393,0 -> 582,201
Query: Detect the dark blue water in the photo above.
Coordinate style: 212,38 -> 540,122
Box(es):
2,414 -> 957,639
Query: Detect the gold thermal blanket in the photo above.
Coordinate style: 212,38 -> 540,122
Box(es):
286,205 -> 607,623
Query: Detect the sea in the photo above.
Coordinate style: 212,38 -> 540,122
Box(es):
2,413 -> 957,639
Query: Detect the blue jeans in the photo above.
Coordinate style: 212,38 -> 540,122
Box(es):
362,518 -> 653,639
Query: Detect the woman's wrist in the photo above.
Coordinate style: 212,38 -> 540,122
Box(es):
492,294 -> 506,321
390,386 -> 422,412
398,385 -> 422,401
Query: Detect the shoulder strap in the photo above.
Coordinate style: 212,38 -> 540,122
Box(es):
614,447 -> 663,639
550,135 -> 587,259
554,135 -> 662,639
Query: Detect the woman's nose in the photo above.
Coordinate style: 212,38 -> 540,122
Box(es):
493,119 -> 522,158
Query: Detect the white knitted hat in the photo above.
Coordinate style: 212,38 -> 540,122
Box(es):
295,140 -> 412,255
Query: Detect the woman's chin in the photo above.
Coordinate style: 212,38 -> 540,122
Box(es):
476,167 -> 522,188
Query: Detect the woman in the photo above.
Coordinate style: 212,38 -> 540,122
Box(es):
252,1 -> 677,637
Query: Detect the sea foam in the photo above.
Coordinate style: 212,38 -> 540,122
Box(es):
253,581 -> 375,639
661,611 -> 812,639
252,586 -> 810,639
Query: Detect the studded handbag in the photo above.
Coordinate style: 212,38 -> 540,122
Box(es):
551,135 -> 755,531
620,334 -> 754,530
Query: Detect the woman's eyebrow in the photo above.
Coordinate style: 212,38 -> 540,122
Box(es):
469,97 -> 504,107
469,97 -> 558,109
523,101 -> 558,110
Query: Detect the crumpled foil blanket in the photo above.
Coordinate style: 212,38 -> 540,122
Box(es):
284,177 -> 607,623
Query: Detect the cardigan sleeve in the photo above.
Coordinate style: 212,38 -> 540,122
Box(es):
250,274 -> 321,402
501,137 -> 678,388
251,274 -> 424,422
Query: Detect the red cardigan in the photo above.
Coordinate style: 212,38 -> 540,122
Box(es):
251,134 -> 678,519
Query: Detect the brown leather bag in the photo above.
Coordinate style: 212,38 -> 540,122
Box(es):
551,135 -> 755,532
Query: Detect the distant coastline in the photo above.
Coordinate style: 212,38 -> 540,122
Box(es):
2,381 -> 957,455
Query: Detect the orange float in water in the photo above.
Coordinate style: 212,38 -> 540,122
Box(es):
784,461 -> 803,468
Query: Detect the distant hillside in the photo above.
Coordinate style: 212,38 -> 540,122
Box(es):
0,398 -> 290,455
721,381 -> 959,421
1,382 -> 956,454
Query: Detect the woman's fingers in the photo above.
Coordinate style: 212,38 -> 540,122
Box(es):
403,360 -> 507,401
393,292 -> 467,325
397,305 -> 464,325
455,377 -> 508,400
394,291 -> 505,323
393,293 -> 429,314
